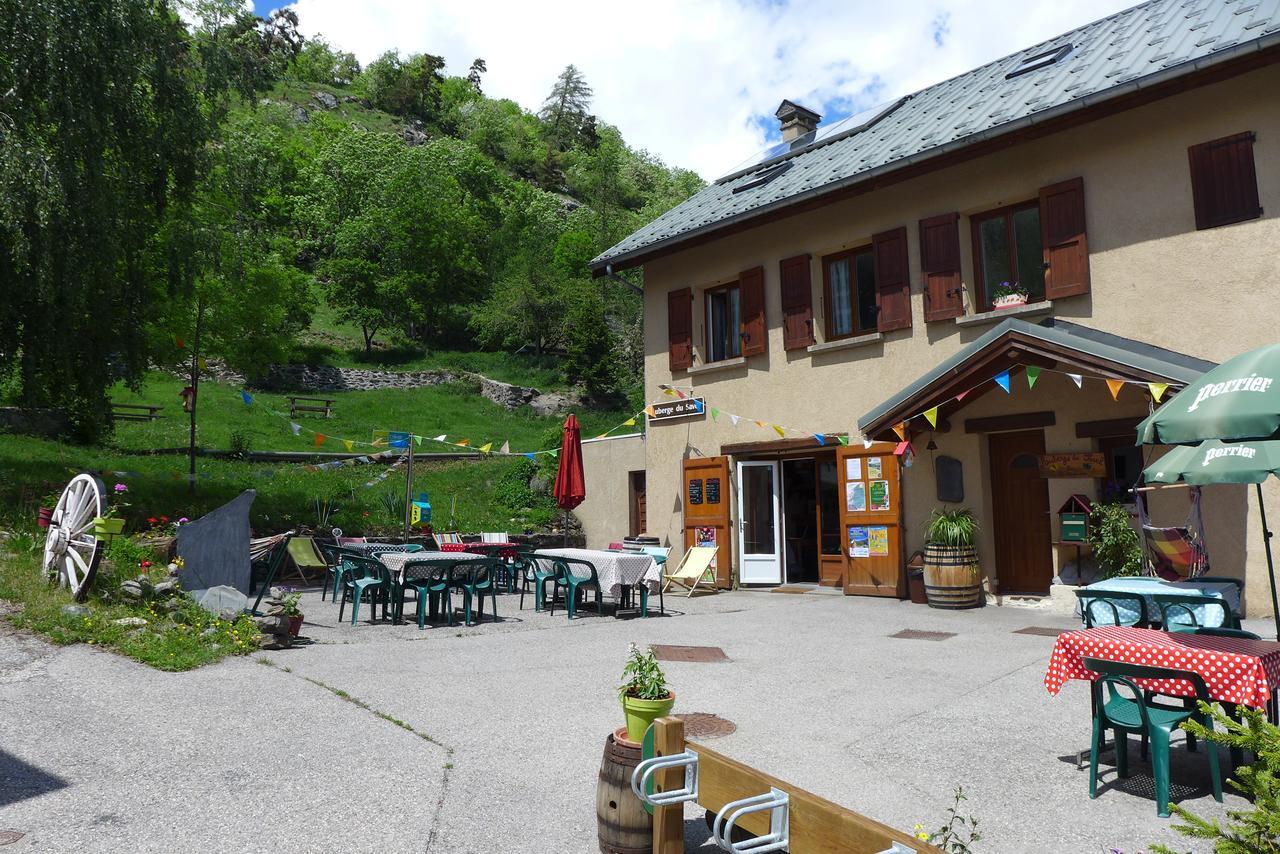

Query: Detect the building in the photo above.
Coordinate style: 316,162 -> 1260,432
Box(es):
587,0 -> 1280,614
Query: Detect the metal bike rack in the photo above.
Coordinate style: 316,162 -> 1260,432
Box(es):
630,749 -> 700,807
712,787 -> 790,853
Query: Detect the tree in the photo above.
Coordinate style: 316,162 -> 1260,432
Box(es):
539,64 -> 593,152
290,35 -> 360,86
359,50 -> 446,124
467,58 -> 487,92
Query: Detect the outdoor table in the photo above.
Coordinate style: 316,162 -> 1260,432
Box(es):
378,550 -> 485,585
1045,625 -> 1280,709
533,547 -> 660,614
1079,577 -> 1240,627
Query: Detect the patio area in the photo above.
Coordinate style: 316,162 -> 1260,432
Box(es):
1,587 -> 1263,853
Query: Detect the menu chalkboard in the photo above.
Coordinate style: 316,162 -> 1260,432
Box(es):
688,478 -> 703,505
705,477 -> 720,504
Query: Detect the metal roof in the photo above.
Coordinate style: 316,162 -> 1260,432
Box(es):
856,318 -> 1217,436
592,0 -> 1280,273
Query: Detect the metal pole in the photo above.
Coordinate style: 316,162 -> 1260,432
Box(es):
1257,482 -> 1280,640
403,439 -> 414,543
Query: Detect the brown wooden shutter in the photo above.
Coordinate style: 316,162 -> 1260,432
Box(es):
779,254 -> 814,349
1188,132 -> 1261,230
872,226 -> 912,332
738,265 -> 766,357
667,287 -> 693,371
918,213 -> 963,321
1039,177 -> 1090,300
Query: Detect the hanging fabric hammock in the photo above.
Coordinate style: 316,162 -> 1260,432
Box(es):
1135,487 -> 1209,581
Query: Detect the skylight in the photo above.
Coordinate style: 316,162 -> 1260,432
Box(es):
1006,44 -> 1073,79
731,161 -> 794,194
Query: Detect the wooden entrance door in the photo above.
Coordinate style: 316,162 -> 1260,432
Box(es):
988,430 -> 1053,594
628,471 -> 646,537
836,442 -> 904,597
682,456 -> 732,588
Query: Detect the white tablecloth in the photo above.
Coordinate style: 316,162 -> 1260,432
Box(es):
1080,577 -> 1241,628
378,550 -> 485,584
533,548 -> 660,598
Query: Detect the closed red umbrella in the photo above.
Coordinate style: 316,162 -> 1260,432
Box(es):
553,415 -> 585,544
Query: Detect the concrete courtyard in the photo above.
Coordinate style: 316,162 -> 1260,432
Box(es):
1,585 -> 1262,852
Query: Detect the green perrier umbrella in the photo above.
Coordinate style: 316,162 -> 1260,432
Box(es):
1137,344 -> 1280,445
1143,438 -> 1280,637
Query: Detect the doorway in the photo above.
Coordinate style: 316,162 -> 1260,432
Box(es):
988,430 -> 1054,594
781,458 -> 819,583
737,460 -> 781,584
628,471 -> 646,537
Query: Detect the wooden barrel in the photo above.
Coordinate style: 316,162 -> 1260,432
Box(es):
923,543 -> 982,609
597,728 -> 652,854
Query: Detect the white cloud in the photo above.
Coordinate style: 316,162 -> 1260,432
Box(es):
288,0 -> 1134,179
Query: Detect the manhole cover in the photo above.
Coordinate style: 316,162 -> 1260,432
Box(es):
676,712 -> 737,739
890,629 -> 956,641
651,644 -> 729,663
0,831 -> 25,846
1014,626 -> 1067,637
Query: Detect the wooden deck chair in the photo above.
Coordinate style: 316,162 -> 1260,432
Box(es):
285,536 -> 328,585
662,546 -> 718,597
480,532 -> 508,544
437,531 -> 463,546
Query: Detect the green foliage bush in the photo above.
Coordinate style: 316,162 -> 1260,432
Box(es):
619,643 -> 670,700
1088,501 -> 1144,578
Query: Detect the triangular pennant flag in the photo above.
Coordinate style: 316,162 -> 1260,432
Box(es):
863,438 -> 874,449
433,434 -> 446,442
240,391 -> 252,405
1106,379 -> 1124,400
729,414 -> 740,426
622,418 -> 636,427
892,422 -> 907,442
1068,373 -> 1083,389
314,433 -> 326,447
595,433 -> 608,440
772,424 -> 785,438
457,438 -> 471,447
924,407 -> 938,428
956,390 -> 969,402
1148,382 -> 1168,403
478,442 -> 492,454
663,388 -> 676,397
198,356 -> 208,371
1026,366 -> 1041,389
675,390 -> 686,399
290,422 -> 301,436
644,405 -> 656,417
414,435 -> 422,446
837,436 -> 849,446
499,441 -> 510,455
995,371 -> 1011,394
814,434 -> 825,446
693,400 -> 703,413
343,439 -> 354,452
755,420 -> 767,428
710,408 -> 720,422
525,453 -> 535,460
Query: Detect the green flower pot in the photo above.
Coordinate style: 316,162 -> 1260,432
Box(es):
621,691 -> 676,743
93,516 -> 126,537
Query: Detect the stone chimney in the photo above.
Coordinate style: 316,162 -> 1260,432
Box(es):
775,100 -> 822,144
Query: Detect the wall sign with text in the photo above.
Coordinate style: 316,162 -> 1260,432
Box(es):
649,397 -> 706,422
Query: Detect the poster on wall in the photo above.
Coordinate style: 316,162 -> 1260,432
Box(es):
868,480 -> 890,511
846,481 -> 866,512
868,526 -> 889,557
694,526 -> 718,567
845,458 -> 862,481
848,526 -> 870,558
866,457 -> 883,479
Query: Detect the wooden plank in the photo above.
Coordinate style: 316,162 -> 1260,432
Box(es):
652,717 -> 685,854
1074,416 -> 1143,439
690,739 -> 937,853
964,411 -> 1055,434
721,435 -> 846,456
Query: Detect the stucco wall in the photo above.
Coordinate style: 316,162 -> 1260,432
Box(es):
576,433 -> 647,549
638,64 -> 1280,615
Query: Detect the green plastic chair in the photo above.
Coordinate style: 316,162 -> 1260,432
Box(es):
337,554 -> 391,625
550,556 -> 603,620
452,559 -> 499,625
1082,656 -> 1222,817
1155,593 -> 1239,632
397,560 -> 457,629
1076,589 -> 1150,628
517,554 -> 561,612
317,542 -> 360,602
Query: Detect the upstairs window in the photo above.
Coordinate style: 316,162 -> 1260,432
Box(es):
1189,132 -> 1261,230
823,247 -> 878,339
705,282 -> 742,362
972,201 -> 1045,310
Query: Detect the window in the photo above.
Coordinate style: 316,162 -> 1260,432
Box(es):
823,247 -> 878,339
972,201 -> 1045,310
1006,44 -> 1072,79
704,283 -> 741,362
1099,435 -> 1144,501
1189,132 -> 1261,230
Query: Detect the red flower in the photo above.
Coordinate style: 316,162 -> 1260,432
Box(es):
147,517 -> 158,525
159,515 -> 169,523
140,561 -> 152,568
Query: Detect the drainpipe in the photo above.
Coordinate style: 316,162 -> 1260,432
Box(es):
604,263 -> 643,296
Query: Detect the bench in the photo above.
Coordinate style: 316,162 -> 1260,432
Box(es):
110,403 -> 162,422
288,396 -> 335,418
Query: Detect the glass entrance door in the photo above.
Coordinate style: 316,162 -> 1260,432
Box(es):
737,461 -> 781,584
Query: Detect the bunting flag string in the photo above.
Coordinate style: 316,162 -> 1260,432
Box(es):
994,371 -> 1011,394
1026,366 -> 1040,389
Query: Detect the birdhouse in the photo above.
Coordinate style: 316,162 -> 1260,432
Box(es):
1058,494 -> 1093,542
410,492 -> 432,526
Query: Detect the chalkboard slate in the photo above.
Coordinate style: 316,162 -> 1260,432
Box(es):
706,477 -> 721,504
936,455 -> 964,503
688,478 -> 704,505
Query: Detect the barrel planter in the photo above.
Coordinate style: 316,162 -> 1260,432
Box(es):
596,728 -> 652,854
922,543 -> 982,609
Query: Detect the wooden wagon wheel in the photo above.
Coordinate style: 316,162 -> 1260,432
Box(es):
43,473 -> 106,602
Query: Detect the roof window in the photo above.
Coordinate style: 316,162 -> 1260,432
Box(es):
1006,44 -> 1072,79
732,161 -> 794,194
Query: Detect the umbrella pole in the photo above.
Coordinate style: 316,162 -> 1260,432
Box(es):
1257,482 -> 1280,640
563,508 -> 568,547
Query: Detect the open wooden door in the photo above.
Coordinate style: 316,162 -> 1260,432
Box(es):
682,456 -> 732,588
836,442 -> 905,597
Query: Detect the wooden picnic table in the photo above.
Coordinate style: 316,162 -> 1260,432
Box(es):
288,395 -> 335,418
110,403 -> 162,422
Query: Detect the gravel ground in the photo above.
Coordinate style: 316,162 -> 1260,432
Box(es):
2,585 -> 1265,853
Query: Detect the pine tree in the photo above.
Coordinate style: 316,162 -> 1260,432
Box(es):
539,64 -> 593,152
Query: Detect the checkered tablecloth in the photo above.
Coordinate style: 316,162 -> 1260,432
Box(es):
1079,577 -> 1240,628
1045,626 -> 1280,708
378,550 -> 485,584
533,548 -> 660,598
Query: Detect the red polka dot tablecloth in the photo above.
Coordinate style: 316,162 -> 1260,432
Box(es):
1045,626 -> 1280,709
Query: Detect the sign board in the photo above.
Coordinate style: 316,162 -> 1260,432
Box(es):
705,477 -> 721,505
649,397 -> 706,422
1038,452 -> 1107,478
688,478 -> 703,505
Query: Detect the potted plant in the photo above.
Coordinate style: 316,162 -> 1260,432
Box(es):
923,508 -> 982,609
38,493 -> 59,528
93,483 -> 129,538
619,643 -> 675,742
280,589 -> 304,637
991,281 -> 1029,309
